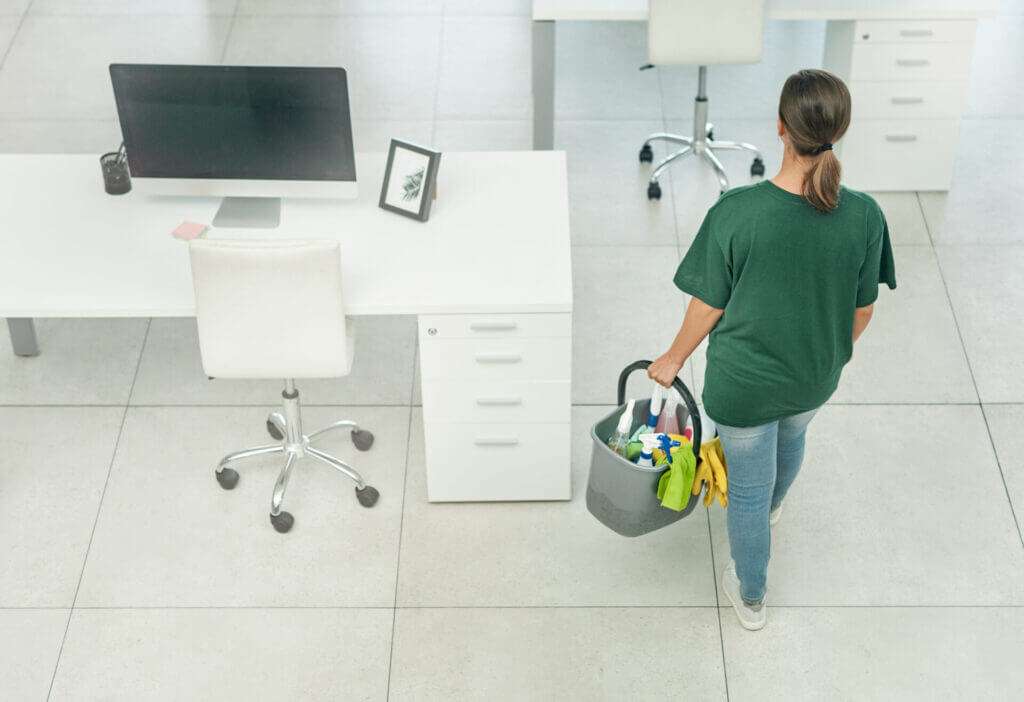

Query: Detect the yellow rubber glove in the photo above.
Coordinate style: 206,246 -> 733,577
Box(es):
697,437 -> 729,508
708,443 -> 729,508
692,450 -> 713,507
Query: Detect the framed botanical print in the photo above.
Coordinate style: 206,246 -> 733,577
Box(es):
379,139 -> 441,222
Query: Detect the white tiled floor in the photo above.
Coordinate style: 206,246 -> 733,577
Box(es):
2,1 -> 1023,700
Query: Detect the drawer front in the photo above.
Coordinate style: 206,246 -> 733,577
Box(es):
850,80 -> 967,119
840,119 -> 959,191
423,421 -> 571,501
854,19 -> 977,44
419,337 -> 571,381
850,43 -> 973,82
419,313 -> 571,340
421,380 -> 570,423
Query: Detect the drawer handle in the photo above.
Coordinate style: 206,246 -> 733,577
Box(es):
476,397 -> 523,406
895,59 -> 930,67
899,29 -> 934,37
474,437 -> 520,447
885,134 -> 918,143
890,96 -> 924,105
470,321 -> 518,332
475,353 -> 522,364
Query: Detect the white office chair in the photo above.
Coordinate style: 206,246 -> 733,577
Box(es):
189,239 -> 378,534
639,0 -> 766,199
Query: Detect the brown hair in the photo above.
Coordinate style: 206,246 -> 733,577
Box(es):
778,69 -> 851,213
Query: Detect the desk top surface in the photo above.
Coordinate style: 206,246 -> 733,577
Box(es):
0,152 -> 573,317
533,0 -> 999,21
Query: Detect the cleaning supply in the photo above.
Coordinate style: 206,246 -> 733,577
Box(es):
629,386 -> 663,441
655,395 -> 681,435
636,433 -> 676,468
693,435 -> 729,507
606,398 -> 636,457
653,433 -> 690,465
657,437 -> 697,511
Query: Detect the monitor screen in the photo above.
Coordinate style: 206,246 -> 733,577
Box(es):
110,64 -> 356,182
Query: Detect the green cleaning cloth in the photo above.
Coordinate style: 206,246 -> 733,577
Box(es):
656,446 -> 697,511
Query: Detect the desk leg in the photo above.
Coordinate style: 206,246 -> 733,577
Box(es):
7,318 -> 40,357
532,19 -> 556,151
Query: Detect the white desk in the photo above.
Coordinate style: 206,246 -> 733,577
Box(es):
1,152 -> 573,503
531,0 -> 998,190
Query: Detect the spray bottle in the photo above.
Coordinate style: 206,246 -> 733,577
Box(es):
606,398 -> 636,458
636,432 -> 681,468
656,394 -> 681,435
630,385 -> 663,441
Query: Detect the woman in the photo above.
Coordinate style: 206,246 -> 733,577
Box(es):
647,69 -> 896,631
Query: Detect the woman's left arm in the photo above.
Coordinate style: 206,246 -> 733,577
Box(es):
648,297 -> 725,387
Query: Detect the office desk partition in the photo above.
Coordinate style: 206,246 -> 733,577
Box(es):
0,152 -> 573,503
532,0 -> 998,190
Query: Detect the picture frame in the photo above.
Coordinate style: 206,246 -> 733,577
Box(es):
379,139 -> 441,222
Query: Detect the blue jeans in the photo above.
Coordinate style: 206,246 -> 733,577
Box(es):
716,408 -> 818,604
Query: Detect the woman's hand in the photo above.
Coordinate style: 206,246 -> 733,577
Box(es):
647,352 -> 685,388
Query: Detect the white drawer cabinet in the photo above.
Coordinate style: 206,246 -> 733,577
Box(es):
840,119 -> 960,191
423,421 -> 572,501
418,312 -> 572,501
825,18 -> 977,191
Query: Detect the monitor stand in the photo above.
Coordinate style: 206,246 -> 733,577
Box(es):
212,197 -> 281,229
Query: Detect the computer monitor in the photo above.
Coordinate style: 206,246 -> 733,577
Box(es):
110,64 -> 357,228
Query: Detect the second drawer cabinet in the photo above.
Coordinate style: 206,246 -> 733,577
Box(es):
418,312 -> 572,502
825,18 -> 977,191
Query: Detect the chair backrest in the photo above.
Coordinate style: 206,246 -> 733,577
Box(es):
648,0 -> 765,65
189,239 -> 352,379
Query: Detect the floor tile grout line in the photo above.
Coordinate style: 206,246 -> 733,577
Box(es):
917,196 -> 1024,550
217,0 -> 240,64
704,507 -> 730,701
915,192 -> 937,247
44,318 -> 150,701
0,0 -> 32,71
654,56 -> 698,393
384,355 -> 419,701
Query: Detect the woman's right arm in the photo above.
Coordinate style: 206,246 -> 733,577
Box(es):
853,303 -> 874,342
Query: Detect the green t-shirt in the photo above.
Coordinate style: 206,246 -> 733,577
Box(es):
674,181 -> 896,428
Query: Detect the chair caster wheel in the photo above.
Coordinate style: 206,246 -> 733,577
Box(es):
707,129 -> 715,141
270,511 -> 294,533
647,181 -> 662,200
351,429 -> 374,452
266,412 -> 285,440
639,144 -> 653,163
356,485 -> 380,508
216,468 -> 239,490
750,157 -> 765,177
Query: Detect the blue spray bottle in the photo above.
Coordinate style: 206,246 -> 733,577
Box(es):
636,432 -> 681,468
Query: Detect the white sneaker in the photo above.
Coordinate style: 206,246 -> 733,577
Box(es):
721,563 -> 767,631
769,502 -> 783,527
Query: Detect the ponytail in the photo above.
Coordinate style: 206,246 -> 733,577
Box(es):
804,149 -> 842,213
778,69 -> 851,213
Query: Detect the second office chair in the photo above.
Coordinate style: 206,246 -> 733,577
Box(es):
189,239 -> 379,534
639,0 -> 767,199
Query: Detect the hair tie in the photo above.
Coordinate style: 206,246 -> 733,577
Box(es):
814,143 -> 833,155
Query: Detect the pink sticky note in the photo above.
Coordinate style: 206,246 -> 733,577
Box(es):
172,221 -> 208,241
